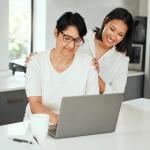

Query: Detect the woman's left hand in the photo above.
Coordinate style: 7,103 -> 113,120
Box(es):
92,58 -> 99,73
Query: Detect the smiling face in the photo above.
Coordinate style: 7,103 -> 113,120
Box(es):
101,19 -> 128,49
55,25 -> 83,57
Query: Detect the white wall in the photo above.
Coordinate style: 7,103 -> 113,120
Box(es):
139,0 -> 148,16
144,0 -> 150,98
33,0 -> 140,51
33,0 -> 47,52
0,0 -> 9,74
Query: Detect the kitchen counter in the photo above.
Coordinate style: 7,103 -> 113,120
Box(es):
0,70 -> 144,92
0,73 -> 25,92
127,70 -> 144,77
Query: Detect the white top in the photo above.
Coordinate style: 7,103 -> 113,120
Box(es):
79,30 -> 129,94
25,49 -> 99,118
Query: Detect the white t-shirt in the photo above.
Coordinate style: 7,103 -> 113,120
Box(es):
79,30 -> 129,94
25,49 -> 99,118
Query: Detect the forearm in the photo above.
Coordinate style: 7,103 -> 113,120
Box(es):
30,100 -> 53,116
92,58 -> 105,93
98,76 -> 105,94
28,96 -> 58,124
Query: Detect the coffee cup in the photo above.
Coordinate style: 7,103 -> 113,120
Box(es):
29,114 -> 49,141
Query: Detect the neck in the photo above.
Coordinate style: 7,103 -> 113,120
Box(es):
96,39 -> 112,50
50,48 -> 75,72
95,39 -> 112,59
51,48 -> 75,65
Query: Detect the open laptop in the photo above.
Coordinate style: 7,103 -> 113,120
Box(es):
48,93 -> 123,138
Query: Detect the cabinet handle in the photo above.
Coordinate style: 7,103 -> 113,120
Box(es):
6,97 -> 23,104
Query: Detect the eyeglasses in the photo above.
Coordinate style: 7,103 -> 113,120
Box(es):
60,31 -> 84,47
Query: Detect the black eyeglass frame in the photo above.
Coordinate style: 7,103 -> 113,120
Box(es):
60,31 -> 84,47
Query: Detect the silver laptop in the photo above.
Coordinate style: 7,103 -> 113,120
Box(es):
48,94 -> 123,138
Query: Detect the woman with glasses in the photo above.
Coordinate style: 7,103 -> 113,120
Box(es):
25,12 -> 99,124
80,7 -> 133,94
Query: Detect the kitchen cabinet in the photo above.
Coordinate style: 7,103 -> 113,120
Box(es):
0,90 -> 27,125
124,75 -> 144,101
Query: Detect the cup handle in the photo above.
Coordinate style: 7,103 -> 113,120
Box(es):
23,119 -> 30,133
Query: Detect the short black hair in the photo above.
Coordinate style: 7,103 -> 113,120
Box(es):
94,7 -> 133,56
56,12 -> 87,38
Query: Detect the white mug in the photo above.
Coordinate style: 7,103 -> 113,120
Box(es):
28,114 -> 49,141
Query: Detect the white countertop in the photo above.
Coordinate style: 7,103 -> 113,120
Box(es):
127,70 -> 144,77
0,70 -> 144,92
0,73 -> 25,92
0,98 -> 150,150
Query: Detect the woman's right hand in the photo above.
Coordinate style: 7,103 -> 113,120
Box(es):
50,111 -> 59,125
25,52 -> 38,64
92,58 -> 99,73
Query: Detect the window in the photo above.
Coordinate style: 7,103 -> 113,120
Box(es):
9,0 -> 33,61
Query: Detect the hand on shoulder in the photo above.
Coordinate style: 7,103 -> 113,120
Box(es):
92,58 -> 99,73
25,52 -> 38,64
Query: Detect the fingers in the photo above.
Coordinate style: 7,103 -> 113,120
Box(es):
92,58 -> 99,72
25,56 -> 32,64
25,52 -> 37,64
51,112 -> 59,125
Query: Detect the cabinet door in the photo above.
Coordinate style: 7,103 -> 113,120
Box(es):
0,90 -> 27,125
124,75 -> 144,101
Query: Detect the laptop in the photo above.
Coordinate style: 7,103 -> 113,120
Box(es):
48,93 -> 123,138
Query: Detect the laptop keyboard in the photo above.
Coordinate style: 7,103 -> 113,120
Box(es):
48,125 -> 57,135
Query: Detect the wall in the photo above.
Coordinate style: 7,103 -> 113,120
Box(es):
139,0 -> 148,16
33,0 -> 47,52
144,0 -> 150,98
0,0 -> 9,76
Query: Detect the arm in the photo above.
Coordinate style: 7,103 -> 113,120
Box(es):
92,58 -> 128,94
92,58 -> 105,93
26,55 -> 58,124
86,61 -> 99,95
25,52 -> 38,64
100,60 -> 129,94
28,96 -> 58,124
98,77 -> 105,94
